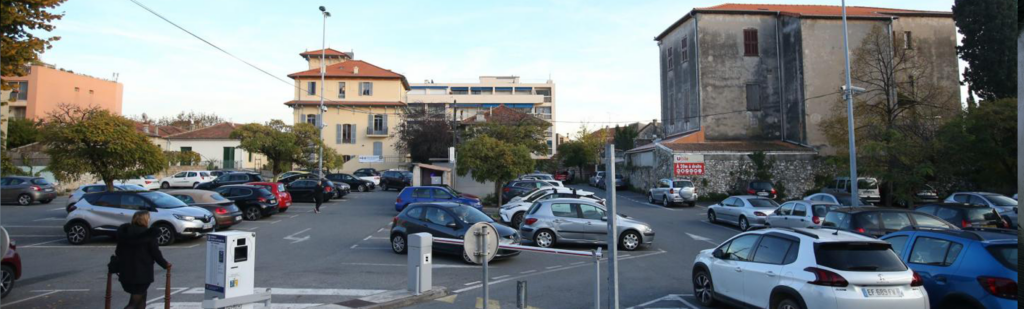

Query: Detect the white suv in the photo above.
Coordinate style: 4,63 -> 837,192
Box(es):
691,228 -> 927,309
159,170 -> 214,189
499,187 -> 601,228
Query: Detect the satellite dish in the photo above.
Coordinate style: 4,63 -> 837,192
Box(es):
463,222 -> 498,265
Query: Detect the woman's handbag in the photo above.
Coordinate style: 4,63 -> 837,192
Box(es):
107,255 -> 119,274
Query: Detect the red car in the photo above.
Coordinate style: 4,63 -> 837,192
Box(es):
247,182 -> 293,213
2,238 -> 21,299
554,171 -> 571,181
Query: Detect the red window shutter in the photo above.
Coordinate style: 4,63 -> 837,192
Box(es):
743,29 -> 759,57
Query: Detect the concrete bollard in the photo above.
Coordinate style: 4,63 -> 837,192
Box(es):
408,233 -> 432,294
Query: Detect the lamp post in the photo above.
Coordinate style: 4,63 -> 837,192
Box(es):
318,6 -> 330,179
840,0 -> 860,206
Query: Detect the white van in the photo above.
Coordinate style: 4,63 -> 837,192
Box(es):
822,177 -> 880,205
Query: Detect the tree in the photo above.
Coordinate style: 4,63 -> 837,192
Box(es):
934,98 -> 1017,193
461,107 -> 551,155
291,122 -> 324,170
613,123 -> 639,151
557,125 -> 606,180
0,0 -> 65,78
456,135 -> 534,206
6,117 -> 41,148
231,120 -> 299,176
41,105 -> 166,190
395,109 -> 451,163
150,111 -> 226,131
953,0 -> 1018,100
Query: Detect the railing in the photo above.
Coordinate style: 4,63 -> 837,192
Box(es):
366,127 -> 388,136
531,113 -> 552,120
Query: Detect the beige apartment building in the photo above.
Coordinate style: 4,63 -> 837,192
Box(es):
407,76 -> 557,158
284,48 -> 410,172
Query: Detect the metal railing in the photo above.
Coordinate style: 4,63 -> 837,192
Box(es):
366,127 -> 388,135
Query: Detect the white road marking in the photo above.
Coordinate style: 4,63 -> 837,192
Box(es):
23,238 -> 67,247
545,265 -> 563,270
464,281 -> 481,286
625,294 -> 696,309
362,235 -> 373,241
454,249 -> 667,294
570,261 -> 586,265
49,207 -> 66,211
337,262 -> 481,269
350,246 -> 391,250
519,270 -> 536,274
4,290 -> 63,306
32,217 -> 65,221
492,275 -> 510,280
148,303 -> 326,309
178,287 -> 387,296
3,225 -> 62,228
283,228 -> 312,244
685,233 -> 718,245
10,235 -> 64,237
147,287 -> 189,304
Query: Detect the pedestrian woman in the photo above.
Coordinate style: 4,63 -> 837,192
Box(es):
114,211 -> 171,309
313,180 -> 325,214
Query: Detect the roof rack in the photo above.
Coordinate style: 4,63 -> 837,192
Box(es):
961,227 -> 1018,235
769,227 -> 820,239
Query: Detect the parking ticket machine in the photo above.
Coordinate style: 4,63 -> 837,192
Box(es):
205,231 -> 256,308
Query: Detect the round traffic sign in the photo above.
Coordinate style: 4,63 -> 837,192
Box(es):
463,222 -> 499,265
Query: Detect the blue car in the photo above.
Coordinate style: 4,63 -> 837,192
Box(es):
881,228 -> 1017,309
395,186 -> 482,212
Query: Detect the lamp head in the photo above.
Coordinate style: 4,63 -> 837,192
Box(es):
319,6 -> 326,12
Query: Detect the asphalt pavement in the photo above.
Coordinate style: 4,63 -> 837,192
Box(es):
0,185 -> 746,309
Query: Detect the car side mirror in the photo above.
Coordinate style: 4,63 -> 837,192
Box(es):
600,216 -> 607,221
446,222 -> 458,229
712,248 -> 725,259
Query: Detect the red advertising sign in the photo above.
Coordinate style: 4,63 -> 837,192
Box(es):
674,163 -> 705,176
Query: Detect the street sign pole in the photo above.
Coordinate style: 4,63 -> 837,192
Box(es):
481,226 -> 489,309
840,0 -> 860,206
594,247 -> 601,309
605,144 -> 619,309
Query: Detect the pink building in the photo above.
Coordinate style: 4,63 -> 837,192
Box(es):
2,64 -> 123,120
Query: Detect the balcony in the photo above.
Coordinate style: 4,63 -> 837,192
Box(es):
531,113 -> 552,120
366,127 -> 388,137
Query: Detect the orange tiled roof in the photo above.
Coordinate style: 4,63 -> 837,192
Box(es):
166,122 -> 239,140
460,105 -> 542,124
300,48 -> 348,57
134,122 -> 185,138
287,60 -> 409,89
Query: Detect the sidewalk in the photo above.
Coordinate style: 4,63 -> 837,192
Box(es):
310,288 -> 447,309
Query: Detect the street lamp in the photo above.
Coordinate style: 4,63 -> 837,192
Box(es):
840,0 -> 861,206
318,6 -> 330,179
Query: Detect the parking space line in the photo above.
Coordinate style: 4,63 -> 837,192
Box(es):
544,265 -> 563,270
362,235 -> 373,241
519,270 -> 536,274
23,238 -> 67,247
569,261 -> 585,265
10,235 -> 64,237
464,281 -> 481,286
49,207 -> 66,211
350,246 -> 390,250
492,275 -> 510,280
3,225 -> 62,228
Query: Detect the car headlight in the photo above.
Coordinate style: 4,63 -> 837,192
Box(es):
642,226 -> 653,233
174,214 -> 196,221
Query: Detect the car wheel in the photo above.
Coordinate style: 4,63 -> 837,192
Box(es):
775,298 -> 803,309
391,234 -> 407,254
66,222 -> 90,245
708,211 -> 717,223
16,194 -> 32,206
692,269 -> 716,307
154,223 -> 176,246
619,231 -> 641,251
534,229 -> 555,248
161,182 -> 170,189
359,185 -> 367,192
511,212 -> 525,229
243,206 -> 262,221
739,216 -> 750,231
462,250 -> 477,265
192,182 -> 199,188
662,196 -> 670,207
278,207 -> 288,213
647,193 -> 655,203
1,264 -> 14,299
39,199 -> 52,204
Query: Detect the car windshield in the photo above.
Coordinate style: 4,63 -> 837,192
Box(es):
822,211 -> 848,227
674,181 -> 694,188
140,192 -> 186,209
257,188 -> 274,197
836,195 -> 868,206
531,175 -> 554,180
123,184 -> 146,190
812,205 -> 836,217
751,181 -> 773,190
982,194 -> 1017,207
748,198 -> 779,208
814,242 -> 907,271
32,178 -> 50,185
858,178 -> 879,189
986,245 -> 1017,270
451,205 -> 493,224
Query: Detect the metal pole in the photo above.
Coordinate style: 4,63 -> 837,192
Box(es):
605,144 -> 619,309
481,226 -> 489,309
841,0 -> 860,207
452,100 -> 457,188
594,247 -> 601,309
318,8 -> 328,180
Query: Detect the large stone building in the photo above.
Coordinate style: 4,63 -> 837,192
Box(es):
284,48 -> 410,172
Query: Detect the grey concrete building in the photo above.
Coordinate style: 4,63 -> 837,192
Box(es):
654,4 -> 960,150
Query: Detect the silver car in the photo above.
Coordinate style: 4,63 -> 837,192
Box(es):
767,200 -> 842,228
65,191 -> 215,246
588,171 -> 605,187
944,192 -> 1018,227
519,198 -> 654,251
707,195 -> 779,231
648,179 -> 698,207
67,184 -> 146,212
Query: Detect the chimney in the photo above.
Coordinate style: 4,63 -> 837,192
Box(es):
155,126 -> 159,136
143,124 -> 150,134
353,66 -> 359,75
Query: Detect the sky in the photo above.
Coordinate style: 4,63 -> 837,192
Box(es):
37,0 -> 960,136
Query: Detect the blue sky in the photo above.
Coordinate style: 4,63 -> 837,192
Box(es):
39,0 -> 958,136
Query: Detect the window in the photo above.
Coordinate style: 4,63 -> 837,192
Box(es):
579,204 -> 605,220
550,203 -> 575,218
470,87 -> 493,95
412,188 -> 431,198
815,242 -> 907,271
743,28 -> 758,57
180,147 -> 192,153
822,211 -> 848,228
173,172 -> 186,178
342,155 -> 352,162
305,114 -> 318,126
748,198 -> 778,208
342,124 -> 355,144
884,235 -> 909,257
903,31 -> 913,49
96,194 -> 122,208
372,114 -> 385,131
433,189 -> 453,199
777,203 -> 794,216
172,195 -> 196,205
359,82 -> 373,96
909,237 -> 963,266
373,141 -> 383,156
425,207 -> 455,226
879,212 -> 912,230
752,236 -> 795,264
338,82 -> 346,98
746,84 -> 761,111
680,38 -> 689,63
406,206 -> 423,219
793,204 -> 807,217
187,172 -> 197,177
8,81 -> 27,101
667,47 -> 674,71
722,234 -> 759,261
84,185 -> 107,193
514,87 -> 532,95
451,87 -> 469,95
308,81 -> 316,95
495,87 -> 513,95
912,213 -> 952,229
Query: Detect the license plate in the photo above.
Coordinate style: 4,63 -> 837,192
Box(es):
44,188 -> 53,192
863,288 -> 903,298
757,192 -> 768,196
270,199 -> 277,204
235,216 -> 242,221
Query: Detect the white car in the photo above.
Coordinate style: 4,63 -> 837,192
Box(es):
499,187 -> 602,228
647,179 -> 698,207
692,228 -> 928,309
159,170 -> 214,189
109,175 -> 160,190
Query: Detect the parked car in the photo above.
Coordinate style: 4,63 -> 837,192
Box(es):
553,171 -> 571,182
353,168 -> 382,186
707,196 -> 780,231
821,207 -> 958,238
502,180 -> 554,202
112,175 -> 160,191
913,203 -> 1012,229
822,176 -> 882,205
159,170 -> 214,189
881,228 -> 1017,309
194,172 -> 264,190
768,200 -> 842,228
691,227 -> 928,309
506,187 -> 551,204
390,202 -> 520,264
912,184 -> 940,205
65,191 -> 215,245
519,173 -> 564,187
436,184 -> 479,199
380,170 -> 413,191
597,174 -> 625,190
285,179 -> 324,203
804,192 -> 868,206
325,173 -> 376,192
1,176 -> 58,206
165,189 -> 242,229
500,187 -> 602,228
67,184 -> 146,212
648,179 -> 698,207
329,180 -> 351,198
212,185 -> 278,221
209,170 -> 236,178
246,182 -> 293,212
395,186 -> 483,212
276,170 -> 309,180
588,171 -> 605,187
1,232 -> 21,299
520,198 -> 654,251
944,192 -> 1017,222
733,180 -> 778,200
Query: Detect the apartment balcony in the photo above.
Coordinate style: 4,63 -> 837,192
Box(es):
531,113 -> 552,120
366,127 -> 388,137
406,94 -> 545,104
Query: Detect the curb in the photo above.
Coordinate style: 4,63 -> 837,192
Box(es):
358,287 -> 449,309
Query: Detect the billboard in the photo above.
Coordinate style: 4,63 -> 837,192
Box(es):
673,154 -> 705,176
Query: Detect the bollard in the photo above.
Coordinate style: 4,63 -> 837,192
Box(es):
517,281 -> 528,309
165,266 -> 172,309
104,272 -> 112,309
408,233 -> 432,294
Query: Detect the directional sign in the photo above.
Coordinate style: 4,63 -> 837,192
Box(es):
463,223 -> 498,265
283,228 -> 311,244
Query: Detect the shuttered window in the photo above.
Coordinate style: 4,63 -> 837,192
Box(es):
743,29 -> 758,57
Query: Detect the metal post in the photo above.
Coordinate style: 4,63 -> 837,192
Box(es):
605,144 -> 619,309
481,226 -> 489,309
451,100 -> 457,188
840,0 -> 860,207
517,281 -> 528,309
594,247 -> 601,309
317,7 -> 329,180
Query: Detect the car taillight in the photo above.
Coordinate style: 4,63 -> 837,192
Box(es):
961,219 -> 972,228
804,267 -> 848,287
258,197 -> 267,203
977,276 -> 1017,299
215,208 -> 228,215
524,218 -> 538,226
856,228 -> 866,233
68,205 -> 77,212
747,189 -> 756,194
911,271 -> 924,287
145,180 -> 153,184
396,198 -> 403,204
393,216 -> 399,226
30,185 -> 41,191
771,188 -> 777,194
812,216 -> 820,224
503,187 -> 511,193
754,211 -> 767,217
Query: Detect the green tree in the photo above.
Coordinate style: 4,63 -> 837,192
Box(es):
6,117 -> 41,148
456,135 -> 534,206
613,123 -> 639,151
934,98 -> 1017,193
231,120 -> 299,177
322,147 -> 346,173
42,105 -> 166,190
155,111 -> 226,131
462,107 -> 551,155
0,0 -> 65,78
395,109 -> 451,163
953,0 -> 1018,100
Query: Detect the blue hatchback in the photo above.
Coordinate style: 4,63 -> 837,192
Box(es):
881,228 -> 1017,309
395,186 -> 483,212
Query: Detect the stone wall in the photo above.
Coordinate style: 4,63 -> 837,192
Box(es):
48,165 -> 205,192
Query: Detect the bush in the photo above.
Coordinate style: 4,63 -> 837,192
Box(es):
482,194 -> 498,207
700,192 -> 728,202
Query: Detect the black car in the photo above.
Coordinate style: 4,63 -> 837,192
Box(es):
822,207 -> 958,238
284,179 -> 323,202
213,185 -> 278,221
195,172 -> 264,190
735,180 -> 777,200
325,173 -> 375,192
354,168 -> 381,177
381,170 -> 413,191
209,170 -> 236,178
501,180 -> 554,201
914,203 -> 1012,229
390,202 -> 520,264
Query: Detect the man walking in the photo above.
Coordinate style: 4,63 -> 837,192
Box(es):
314,180 -> 325,214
